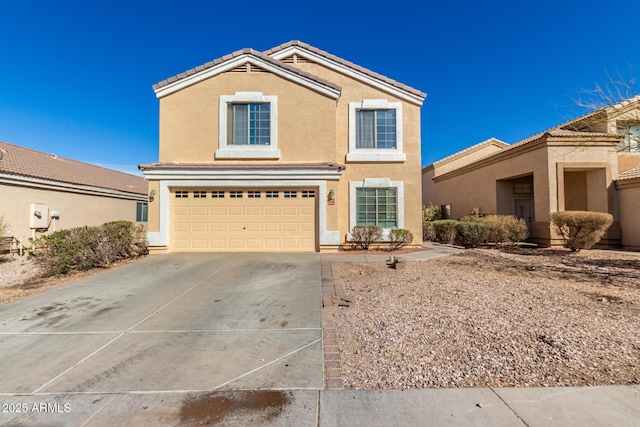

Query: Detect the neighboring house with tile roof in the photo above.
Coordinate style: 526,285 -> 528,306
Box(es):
140,41 -> 426,252
0,141 -> 148,248
422,96 -> 640,250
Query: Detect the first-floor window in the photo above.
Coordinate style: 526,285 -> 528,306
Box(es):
136,202 -> 148,222
356,188 -> 397,228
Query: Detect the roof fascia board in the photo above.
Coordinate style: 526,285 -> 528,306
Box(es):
141,167 -> 343,181
270,46 -> 425,106
0,173 -> 148,201
154,54 -> 341,99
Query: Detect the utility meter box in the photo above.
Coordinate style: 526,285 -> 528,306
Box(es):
30,203 -> 49,229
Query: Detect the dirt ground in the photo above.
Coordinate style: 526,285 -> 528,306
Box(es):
0,255 -> 132,305
328,247 -> 640,389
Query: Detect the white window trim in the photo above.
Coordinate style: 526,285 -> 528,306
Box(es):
347,100 -> 405,162
348,178 -> 405,241
216,92 -> 280,159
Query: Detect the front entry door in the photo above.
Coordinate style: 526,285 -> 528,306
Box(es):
514,199 -> 533,237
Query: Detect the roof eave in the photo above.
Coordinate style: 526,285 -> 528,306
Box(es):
153,51 -> 341,100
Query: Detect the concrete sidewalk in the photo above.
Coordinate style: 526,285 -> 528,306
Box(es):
320,242 -> 463,263
2,386 -> 639,426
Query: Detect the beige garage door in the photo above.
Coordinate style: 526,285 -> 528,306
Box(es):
171,188 -> 316,252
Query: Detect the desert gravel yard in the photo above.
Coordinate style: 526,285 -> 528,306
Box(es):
328,248 -> 640,389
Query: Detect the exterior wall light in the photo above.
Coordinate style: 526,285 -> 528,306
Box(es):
328,189 -> 335,205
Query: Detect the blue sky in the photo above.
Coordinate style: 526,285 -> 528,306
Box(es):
1,0 -> 639,175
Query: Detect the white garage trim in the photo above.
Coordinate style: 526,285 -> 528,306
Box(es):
147,179 -> 340,247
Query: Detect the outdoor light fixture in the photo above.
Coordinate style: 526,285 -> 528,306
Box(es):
328,189 -> 335,205
149,189 -> 156,202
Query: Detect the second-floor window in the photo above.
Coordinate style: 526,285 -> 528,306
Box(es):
356,109 -> 396,149
617,123 -> 640,152
216,92 -> 280,159
231,103 -> 271,145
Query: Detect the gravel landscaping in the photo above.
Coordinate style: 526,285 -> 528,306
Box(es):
327,247 -> 640,389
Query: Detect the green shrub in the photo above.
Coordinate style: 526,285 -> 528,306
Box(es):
455,222 -> 489,248
422,203 -> 442,221
432,220 -> 458,244
389,229 -> 414,251
423,221 -> 436,241
550,211 -> 613,252
351,225 -> 382,250
30,221 -> 147,276
460,214 -> 527,244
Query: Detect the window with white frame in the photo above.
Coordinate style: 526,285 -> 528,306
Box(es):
230,103 -> 270,145
216,92 -> 279,159
348,100 -> 405,162
356,188 -> 397,228
356,110 -> 396,149
349,179 -> 404,238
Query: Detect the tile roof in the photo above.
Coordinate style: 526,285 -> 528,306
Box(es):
0,141 -> 147,195
264,41 -> 426,100
431,137 -> 509,167
617,165 -> 640,181
152,47 -> 341,93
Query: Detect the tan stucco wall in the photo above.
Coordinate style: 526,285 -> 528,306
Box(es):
159,72 -> 337,164
434,143 -> 507,176
619,153 -> 640,173
617,179 -> 640,250
292,61 -> 423,245
0,184 -> 145,247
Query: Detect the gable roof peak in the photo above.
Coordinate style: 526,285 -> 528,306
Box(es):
153,45 -> 341,99
265,40 -> 427,105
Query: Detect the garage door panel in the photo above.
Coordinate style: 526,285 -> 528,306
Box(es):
210,207 -> 226,216
174,223 -> 189,232
192,207 -> 208,215
171,188 -> 316,252
282,206 -> 299,215
264,206 -> 280,215
264,223 -> 280,232
246,206 -> 262,215
210,223 -> 226,232
228,222 -> 244,232
229,206 -> 244,215
192,223 -> 208,232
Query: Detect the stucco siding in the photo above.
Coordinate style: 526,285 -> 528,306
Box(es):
1,184 -> 144,246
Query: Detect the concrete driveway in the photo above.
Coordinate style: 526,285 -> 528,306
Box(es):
0,252 -> 322,425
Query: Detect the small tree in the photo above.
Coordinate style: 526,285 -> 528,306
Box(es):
351,225 -> 382,250
551,211 -> 614,252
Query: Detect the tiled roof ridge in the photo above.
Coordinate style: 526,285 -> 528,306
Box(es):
431,137 -> 509,167
0,140 -> 147,195
264,40 -> 426,99
617,165 -> 640,181
153,47 -> 341,92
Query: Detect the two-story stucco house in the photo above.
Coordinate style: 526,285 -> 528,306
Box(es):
140,41 -> 426,252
